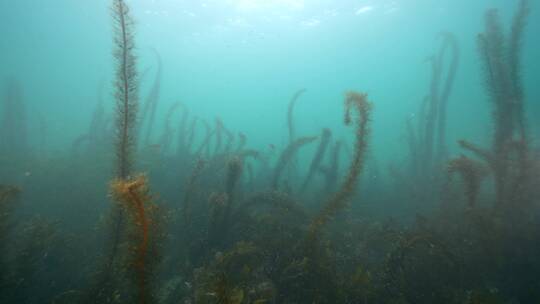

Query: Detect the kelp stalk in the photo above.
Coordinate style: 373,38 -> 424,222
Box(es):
111,175 -> 159,304
300,128 -> 332,193
307,91 -> 372,245
271,135 -> 318,190
113,0 -> 138,179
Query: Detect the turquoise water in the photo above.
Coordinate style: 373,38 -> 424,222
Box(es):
1,0 -> 538,155
1,1 -> 540,303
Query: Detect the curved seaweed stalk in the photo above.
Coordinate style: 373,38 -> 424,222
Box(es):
301,128 -> 332,193
306,91 -> 372,246
287,89 -> 306,144
111,175 -> 160,304
271,135 -> 318,190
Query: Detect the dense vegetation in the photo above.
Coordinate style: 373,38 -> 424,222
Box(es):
1,1 -> 539,303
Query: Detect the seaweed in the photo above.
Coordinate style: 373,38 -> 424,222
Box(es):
3,1 -> 540,303
214,117 -> 224,155
159,102 -> 181,155
435,32 -> 460,162
112,0 -> 139,179
222,157 -> 243,236
307,91 -> 372,246
185,116 -> 199,155
195,119 -> 214,158
287,89 -> 306,144
319,140 -> 342,194
223,124 -> 235,154
0,185 -> 20,272
403,33 -> 459,198
300,128 -> 332,193
181,158 -> 206,231
270,135 -> 318,190
424,32 -> 459,169
447,155 -> 488,208
468,0 -> 531,207
111,175 -> 162,304
86,1 -> 141,302
176,105 -> 190,157
381,233 -> 461,304
208,157 -> 244,248
236,132 -> 247,152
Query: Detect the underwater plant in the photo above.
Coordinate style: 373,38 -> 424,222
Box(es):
159,102 -> 181,155
447,155 -> 488,208
270,135 -> 318,190
208,157 -> 244,248
213,117 -> 224,155
460,0 -> 531,209
429,32 -> 460,166
181,158 -> 206,229
307,91 -> 372,246
287,88 -> 307,145
0,185 -> 19,259
85,1 -> 142,303
319,140 -> 343,194
195,120 -> 214,158
109,0 -> 140,273
184,116 -> 199,155
112,0 -> 139,179
110,175 -> 162,304
236,132 -> 247,152
300,128 -> 332,194
176,105 -> 190,157
406,32 -> 459,184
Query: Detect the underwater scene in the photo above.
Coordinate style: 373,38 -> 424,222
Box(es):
1,0 -> 540,303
